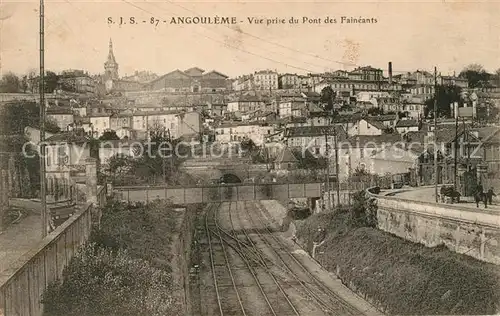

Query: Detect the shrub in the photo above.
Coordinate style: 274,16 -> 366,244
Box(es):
349,190 -> 378,228
90,200 -> 181,272
288,207 -> 312,220
42,243 -> 180,316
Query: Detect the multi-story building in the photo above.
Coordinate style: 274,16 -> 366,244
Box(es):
215,122 -> 275,145
409,85 -> 435,101
58,70 -> 97,94
412,70 -> 434,85
279,73 -> 301,89
254,70 -> 279,90
395,119 -> 420,134
348,66 -> 383,81
402,99 -> 426,119
131,111 -> 178,138
89,113 -> 111,138
285,125 -> 348,156
47,107 -> 74,130
44,132 -> 94,200
438,75 -> 468,88
227,96 -> 265,112
232,75 -> 254,91
278,98 -> 308,118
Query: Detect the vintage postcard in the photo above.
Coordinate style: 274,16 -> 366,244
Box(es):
0,0 -> 499,315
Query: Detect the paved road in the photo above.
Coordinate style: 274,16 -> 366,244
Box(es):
391,187 -> 500,211
0,214 -> 42,274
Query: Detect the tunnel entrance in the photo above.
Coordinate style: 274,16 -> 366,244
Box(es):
220,173 -> 242,184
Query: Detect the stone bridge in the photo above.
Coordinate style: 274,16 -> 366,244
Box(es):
179,159 -> 270,183
114,182 -> 322,205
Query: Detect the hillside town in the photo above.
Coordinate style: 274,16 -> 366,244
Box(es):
1,36 -> 500,316
2,39 -> 499,195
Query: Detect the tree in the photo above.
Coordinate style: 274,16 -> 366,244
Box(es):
476,101 -> 500,123
0,72 -> 21,93
0,100 -> 60,135
320,86 -> 334,111
292,148 -> 327,170
44,71 -> 59,93
349,190 -> 378,228
20,75 -> 29,93
99,130 -> 120,140
424,85 -> 461,118
240,137 -> 256,152
459,64 -> 491,88
493,68 -> 500,87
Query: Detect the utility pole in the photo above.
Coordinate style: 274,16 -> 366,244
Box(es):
433,66 -> 438,203
39,0 -> 48,237
333,121 -> 340,206
453,103 -> 459,189
324,124 -> 330,210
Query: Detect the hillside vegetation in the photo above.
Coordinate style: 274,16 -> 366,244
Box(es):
42,200 -> 189,316
295,192 -> 500,315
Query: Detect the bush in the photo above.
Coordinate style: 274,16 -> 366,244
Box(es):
349,190 -> 378,228
42,243 -> 180,316
90,200 -> 181,271
288,207 -> 312,220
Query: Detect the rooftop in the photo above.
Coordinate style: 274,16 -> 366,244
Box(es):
46,132 -> 90,144
396,119 -> 419,128
285,125 -> 347,139
342,134 -> 403,148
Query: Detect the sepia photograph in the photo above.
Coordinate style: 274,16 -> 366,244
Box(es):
0,0 -> 500,315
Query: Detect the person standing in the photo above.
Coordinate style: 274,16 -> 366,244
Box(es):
487,187 -> 496,205
475,183 -> 484,208
483,187 -> 488,208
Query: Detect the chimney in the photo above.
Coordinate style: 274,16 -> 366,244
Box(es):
388,62 -> 393,84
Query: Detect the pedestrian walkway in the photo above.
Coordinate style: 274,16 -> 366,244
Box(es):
0,214 -> 42,274
392,187 -> 500,211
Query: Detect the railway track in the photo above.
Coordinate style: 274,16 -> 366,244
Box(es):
205,203 -> 247,315
203,201 -> 371,316
205,202 -> 298,315
246,200 -> 364,315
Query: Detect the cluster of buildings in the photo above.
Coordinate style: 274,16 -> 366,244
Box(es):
4,38 -> 499,203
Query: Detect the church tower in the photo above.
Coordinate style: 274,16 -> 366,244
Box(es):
104,38 -> 119,80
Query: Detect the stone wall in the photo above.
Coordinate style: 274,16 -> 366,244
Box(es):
170,205 -> 199,316
369,190 -> 500,265
0,177 -> 106,316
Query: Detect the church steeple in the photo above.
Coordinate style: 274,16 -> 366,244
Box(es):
108,38 -> 116,63
104,38 -> 119,80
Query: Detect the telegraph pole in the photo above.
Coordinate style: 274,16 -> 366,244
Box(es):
434,66 -> 438,203
39,0 -> 48,237
453,102 -> 459,189
324,124 -> 330,210
334,123 -> 340,206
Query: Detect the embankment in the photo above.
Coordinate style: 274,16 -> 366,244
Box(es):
295,210 -> 500,315
170,204 -> 204,316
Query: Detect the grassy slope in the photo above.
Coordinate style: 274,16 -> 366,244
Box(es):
43,201 -> 199,316
296,211 -> 500,315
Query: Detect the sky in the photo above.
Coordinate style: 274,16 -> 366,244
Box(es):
0,0 -> 499,79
